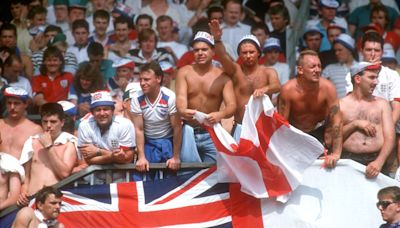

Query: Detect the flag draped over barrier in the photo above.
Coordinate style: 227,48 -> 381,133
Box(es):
1,160 -> 395,227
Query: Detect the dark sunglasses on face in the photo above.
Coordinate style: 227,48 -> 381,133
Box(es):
376,201 -> 396,209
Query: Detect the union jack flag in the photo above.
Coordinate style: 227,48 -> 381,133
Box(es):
58,167 -> 249,227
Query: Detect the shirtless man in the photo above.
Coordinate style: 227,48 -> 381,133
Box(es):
341,62 -> 394,178
0,87 -> 42,159
278,50 -> 343,168
176,31 -> 236,162
13,186 -> 64,228
209,19 -> 281,141
0,87 -> 39,210
0,152 -> 24,210
18,103 -> 77,206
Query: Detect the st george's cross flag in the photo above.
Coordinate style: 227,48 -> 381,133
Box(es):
202,95 -> 324,199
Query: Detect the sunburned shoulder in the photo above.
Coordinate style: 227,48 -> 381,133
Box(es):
178,64 -> 194,73
28,121 -> 43,132
374,96 -> 391,106
15,206 -> 34,219
319,77 -> 337,92
280,78 -> 296,91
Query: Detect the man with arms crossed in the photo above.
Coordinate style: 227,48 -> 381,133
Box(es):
341,62 -> 395,178
209,19 -> 281,141
278,50 -> 343,168
131,61 -> 181,179
18,103 -> 77,206
176,31 -> 236,162
13,186 -> 64,228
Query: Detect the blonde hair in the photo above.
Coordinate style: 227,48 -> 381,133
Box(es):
297,49 -> 319,67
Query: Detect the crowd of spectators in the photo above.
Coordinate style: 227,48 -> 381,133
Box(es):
1,0 -> 400,219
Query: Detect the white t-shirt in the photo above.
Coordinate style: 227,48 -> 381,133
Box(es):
130,87 -> 177,139
78,115 -> 136,150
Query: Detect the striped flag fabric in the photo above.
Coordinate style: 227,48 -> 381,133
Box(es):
203,96 -> 324,199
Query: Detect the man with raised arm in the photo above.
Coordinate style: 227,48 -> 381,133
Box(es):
278,50 -> 343,168
209,19 -> 281,141
341,62 -> 395,178
18,103 -> 78,206
176,31 -> 236,163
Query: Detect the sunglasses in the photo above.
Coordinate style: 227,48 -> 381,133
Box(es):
376,201 -> 396,209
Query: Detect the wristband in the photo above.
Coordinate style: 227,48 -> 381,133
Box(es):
96,148 -> 101,157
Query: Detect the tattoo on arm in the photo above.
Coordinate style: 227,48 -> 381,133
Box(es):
332,125 -> 341,139
326,104 -> 340,127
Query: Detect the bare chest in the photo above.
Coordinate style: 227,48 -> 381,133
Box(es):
31,141 -> 66,166
291,91 -> 328,115
0,124 -> 35,159
236,71 -> 268,94
343,105 -> 381,125
187,74 -> 224,98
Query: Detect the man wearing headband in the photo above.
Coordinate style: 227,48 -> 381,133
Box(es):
341,62 -> 394,178
278,50 -> 343,168
176,31 -> 236,163
209,20 -> 280,142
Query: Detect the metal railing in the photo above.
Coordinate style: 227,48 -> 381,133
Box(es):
0,162 -> 214,218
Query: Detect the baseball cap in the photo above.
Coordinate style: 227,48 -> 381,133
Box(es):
112,58 -> 135,69
191,31 -> 215,47
4,87 -> 30,101
350,62 -> 381,77
263,37 -> 281,52
333,33 -> 355,51
90,90 -> 115,109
